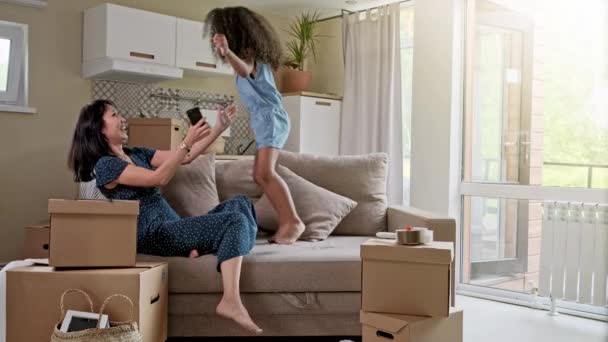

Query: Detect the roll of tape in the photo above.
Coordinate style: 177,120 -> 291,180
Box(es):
396,229 -> 421,245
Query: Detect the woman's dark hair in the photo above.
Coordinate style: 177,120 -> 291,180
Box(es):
204,6 -> 282,70
68,99 -> 115,182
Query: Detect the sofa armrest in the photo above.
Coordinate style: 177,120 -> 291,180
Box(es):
387,205 -> 457,306
387,206 -> 456,244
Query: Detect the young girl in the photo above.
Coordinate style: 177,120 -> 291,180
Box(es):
205,6 -> 305,244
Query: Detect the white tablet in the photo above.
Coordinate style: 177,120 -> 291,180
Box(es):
60,310 -> 109,333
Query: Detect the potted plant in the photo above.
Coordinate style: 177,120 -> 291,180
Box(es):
278,11 -> 322,93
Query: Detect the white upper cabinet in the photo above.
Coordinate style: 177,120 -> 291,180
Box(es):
82,3 -> 182,82
175,18 -> 233,76
84,3 -> 177,65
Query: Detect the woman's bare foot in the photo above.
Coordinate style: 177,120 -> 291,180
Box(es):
189,249 -> 199,258
216,297 -> 262,334
269,221 -> 305,244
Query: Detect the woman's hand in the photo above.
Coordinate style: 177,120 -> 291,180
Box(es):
183,118 -> 211,148
212,34 -> 230,56
214,103 -> 237,133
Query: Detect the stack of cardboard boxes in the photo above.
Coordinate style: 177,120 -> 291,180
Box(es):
7,199 -> 168,342
360,238 -> 463,342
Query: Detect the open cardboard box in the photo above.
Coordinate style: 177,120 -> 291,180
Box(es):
23,224 -> 50,259
6,261 -> 168,342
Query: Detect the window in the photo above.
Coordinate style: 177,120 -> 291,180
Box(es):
0,38 -> 10,91
461,0 -> 607,318
0,20 -> 31,112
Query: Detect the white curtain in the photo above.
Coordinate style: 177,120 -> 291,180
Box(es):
341,3 -> 403,204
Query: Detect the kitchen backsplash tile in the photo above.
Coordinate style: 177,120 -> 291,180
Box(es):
92,80 -> 256,155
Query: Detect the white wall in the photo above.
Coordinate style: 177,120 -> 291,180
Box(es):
409,0 -> 464,219
409,0 -> 464,284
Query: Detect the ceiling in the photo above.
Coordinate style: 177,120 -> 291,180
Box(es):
222,0 -> 406,20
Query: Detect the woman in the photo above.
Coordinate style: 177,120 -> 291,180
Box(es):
67,99 -> 262,334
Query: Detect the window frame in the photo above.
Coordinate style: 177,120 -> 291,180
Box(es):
0,20 -> 28,107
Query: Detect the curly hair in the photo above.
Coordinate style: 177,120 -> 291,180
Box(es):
204,6 -> 282,70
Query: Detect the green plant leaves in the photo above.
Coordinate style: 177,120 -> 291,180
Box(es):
284,11 -> 322,71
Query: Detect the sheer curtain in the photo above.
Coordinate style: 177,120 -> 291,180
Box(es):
341,3 -> 403,204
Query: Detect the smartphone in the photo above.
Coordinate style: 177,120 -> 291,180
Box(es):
186,107 -> 205,125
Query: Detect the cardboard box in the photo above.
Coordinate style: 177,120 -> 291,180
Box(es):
127,117 -> 183,151
361,308 -> 463,342
361,239 -> 453,317
48,199 -> 139,267
23,224 -> 50,259
6,262 -> 168,342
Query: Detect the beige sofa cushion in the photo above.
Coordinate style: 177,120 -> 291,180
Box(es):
277,151 -> 388,235
137,236 -> 368,293
255,165 -> 357,241
215,159 -> 263,201
161,154 -> 219,217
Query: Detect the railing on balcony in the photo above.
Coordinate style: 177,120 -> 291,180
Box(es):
543,162 -> 608,189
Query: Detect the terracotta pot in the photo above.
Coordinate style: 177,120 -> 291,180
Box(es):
280,68 -> 312,93
272,68 -> 285,92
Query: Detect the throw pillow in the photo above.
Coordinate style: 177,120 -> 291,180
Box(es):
277,151 -> 388,236
215,159 -> 263,201
161,153 -> 219,217
255,165 -> 358,241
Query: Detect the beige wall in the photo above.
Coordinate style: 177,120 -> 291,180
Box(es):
0,0 -> 289,262
308,17 -> 344,96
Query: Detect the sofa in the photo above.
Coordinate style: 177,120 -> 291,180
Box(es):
130,151 -> 456,338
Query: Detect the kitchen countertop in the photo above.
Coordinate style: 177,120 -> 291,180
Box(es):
281,91 -> 342,100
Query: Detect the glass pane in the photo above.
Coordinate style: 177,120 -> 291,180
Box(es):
591,167 -> 608,188
543,163 -> 595,188
0,38 -> 10,92
466,15 -> 526,184
400,4 -> 414,205
464,0 -> 608,189
469,196 -> 519,262
540,0 -> 608,189
463,196 -> 536,293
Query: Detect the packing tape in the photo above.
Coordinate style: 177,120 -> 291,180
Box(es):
396,227 -> 434,245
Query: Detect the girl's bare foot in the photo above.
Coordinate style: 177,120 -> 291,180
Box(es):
189,249 -> 199,258
269,221 -> 305,244
216,298 -> 263,335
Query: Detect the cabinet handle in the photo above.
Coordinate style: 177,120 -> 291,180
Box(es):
196,62 -> 217,68
315,101 -> 332,107
129,51 -> 155,60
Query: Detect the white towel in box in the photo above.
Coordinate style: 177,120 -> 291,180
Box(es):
0,260 -> 37,342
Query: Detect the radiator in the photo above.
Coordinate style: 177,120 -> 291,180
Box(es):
539,202 -> 608,306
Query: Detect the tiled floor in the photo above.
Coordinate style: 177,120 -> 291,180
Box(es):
168,295 -> 608,342
459,295 -> 607,342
